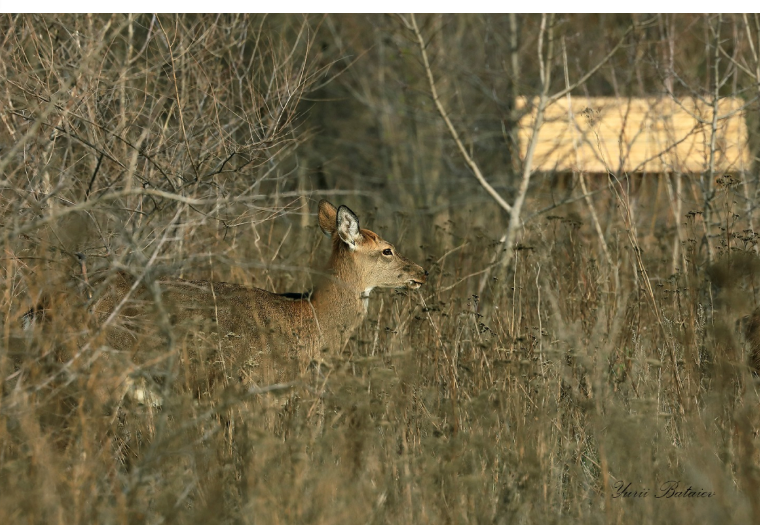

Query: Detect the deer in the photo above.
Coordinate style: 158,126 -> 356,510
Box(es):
89,200 -> 427,383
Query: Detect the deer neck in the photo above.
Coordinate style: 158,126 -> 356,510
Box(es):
307,257 -> 370,350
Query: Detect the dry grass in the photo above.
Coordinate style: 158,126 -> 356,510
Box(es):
2,14 -> 760,525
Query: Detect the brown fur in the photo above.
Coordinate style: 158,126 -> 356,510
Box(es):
93,200 -> 427,369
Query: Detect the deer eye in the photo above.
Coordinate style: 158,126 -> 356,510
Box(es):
382,248 -> 393,256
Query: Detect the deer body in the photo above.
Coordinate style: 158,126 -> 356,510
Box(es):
96,200 -> 427,359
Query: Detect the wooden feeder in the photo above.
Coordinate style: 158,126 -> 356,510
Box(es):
516,96 -> 751,174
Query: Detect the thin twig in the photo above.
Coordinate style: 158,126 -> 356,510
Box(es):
407,14 -> 513,215
157,14 -> 200,181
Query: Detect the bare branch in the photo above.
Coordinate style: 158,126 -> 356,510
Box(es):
408,13 -> 513,215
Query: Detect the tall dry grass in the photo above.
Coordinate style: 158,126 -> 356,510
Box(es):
1,13 -> 760,525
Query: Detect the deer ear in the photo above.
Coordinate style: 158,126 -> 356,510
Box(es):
336,205 -> 361,249
318,200 -> 338,235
